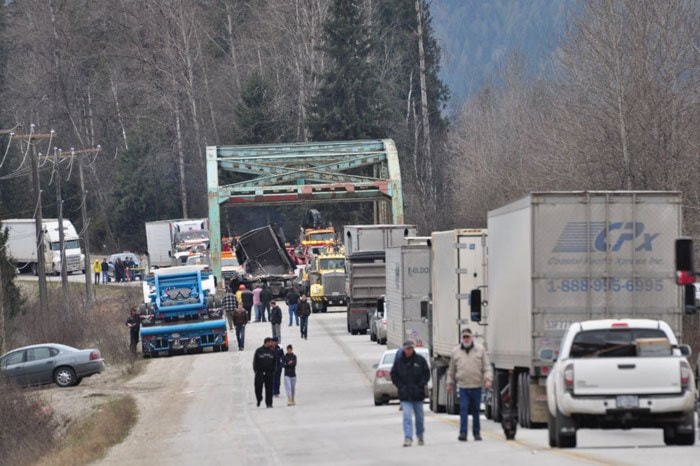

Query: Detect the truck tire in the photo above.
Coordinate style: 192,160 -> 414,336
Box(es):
374,398 -> 383,406
492,368 -> 504,422
518,372 -> 532,428
430,366 -> 446,413
221,344 -> 229,352
321,303 -> 328,313
31,263 -> 38,276
143,352 -> 151,359
554,407 -> 576,448
664,413 -> 696,446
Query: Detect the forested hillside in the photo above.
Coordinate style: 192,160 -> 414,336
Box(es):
432,0 -> 570,107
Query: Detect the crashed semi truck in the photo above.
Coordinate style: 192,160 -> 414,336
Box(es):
139,265 -> 227,358
145,218 -> 209,268
233,225 -> 298,296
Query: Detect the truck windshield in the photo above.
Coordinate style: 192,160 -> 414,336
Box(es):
570,328 -> 669,358
309,233 -> 334,241
50,240 -> 80,250
319,258 -> 345,269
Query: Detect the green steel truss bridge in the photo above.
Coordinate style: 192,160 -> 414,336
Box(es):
206,139 -> 404,282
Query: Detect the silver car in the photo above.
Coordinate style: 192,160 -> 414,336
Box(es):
0,343 -> 106,388
373,347 -> 431,405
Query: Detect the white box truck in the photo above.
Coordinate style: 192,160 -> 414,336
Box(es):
344,224 -> 417,335
482,191 -> 684,440
145,218 -> 208,268
385,239 -> 431,350
4,219 -> 85,275
427,229 -> 488,415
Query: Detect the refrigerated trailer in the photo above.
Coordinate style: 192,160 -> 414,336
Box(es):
385,239 -> 431,349
482,191 -> 684,438
427,229 -> 488,415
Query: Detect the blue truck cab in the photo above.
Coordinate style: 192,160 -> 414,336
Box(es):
140,265 -> 228,357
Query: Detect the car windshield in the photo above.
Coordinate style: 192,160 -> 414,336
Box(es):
570,328 -> 669,358
309,233 -> 334,241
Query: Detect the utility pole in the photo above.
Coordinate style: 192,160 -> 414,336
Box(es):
15,128 -> 54,315
54,148 -> 69,310
0,260 -> 5,355
63,147 -> 100,304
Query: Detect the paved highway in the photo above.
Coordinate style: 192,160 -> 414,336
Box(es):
97,307 -> 698,466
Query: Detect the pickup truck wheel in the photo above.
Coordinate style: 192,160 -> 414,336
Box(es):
554,408 -> 576,448
548,408 -> 557,447
664,414 -> 696,446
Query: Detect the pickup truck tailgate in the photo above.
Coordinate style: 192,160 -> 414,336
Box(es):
573,358 -> 682,396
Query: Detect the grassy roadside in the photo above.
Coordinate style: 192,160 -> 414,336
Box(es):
34,395 -> 138,466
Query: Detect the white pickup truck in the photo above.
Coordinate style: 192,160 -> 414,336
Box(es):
547,319 -> 696,448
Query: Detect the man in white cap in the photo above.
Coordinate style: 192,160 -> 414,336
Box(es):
447,328 -> 492,442
390,340 -> 430,447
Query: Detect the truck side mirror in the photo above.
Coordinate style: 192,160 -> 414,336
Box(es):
675,238 -> 695,285
420,299 -> 429,319
684,284 -> 697,314
470,289 -> 482,323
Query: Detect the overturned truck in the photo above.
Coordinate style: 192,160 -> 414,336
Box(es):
233,225 -> 299,296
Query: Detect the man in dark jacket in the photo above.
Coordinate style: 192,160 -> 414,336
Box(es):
297,295 -> 311,340
285,288 -> 300,326
125,308 -> 141,354
260,283 -> 274,322
271,337 -> 285,397
232,303 -> 248,350
391,340 -> 430,447
269,301 -> 283,343
253,338 -> 277,407
241,285 -> 254,322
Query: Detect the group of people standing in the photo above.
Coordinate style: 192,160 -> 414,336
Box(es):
391,328 -> 492,447
92,258 -> 110,285
252,337 -> 298,408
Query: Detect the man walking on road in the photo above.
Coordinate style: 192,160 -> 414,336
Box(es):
252,284 -> 263,322
297,295 -> 311,340
232,303 -> 248,350
260,283 -> 274,322
241,285 -> 254,322
285,287 -> 300,326
284,344 -> 297,406
447,328 -> 493,442
253,338 -> 277,407
391,340 -> 430,447
223,283 -> 239,331
272,337 -> 285,397
270,301 -> 283,343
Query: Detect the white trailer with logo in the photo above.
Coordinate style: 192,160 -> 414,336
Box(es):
484,191 -> 683,438
385,238 -> 431,349
428,229 -> 488,415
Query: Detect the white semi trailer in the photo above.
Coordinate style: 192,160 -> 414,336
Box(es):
3,219 -> 85,275
145,218 -> 209,268
482,191 -> 685,440
426,229 -> 488,415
